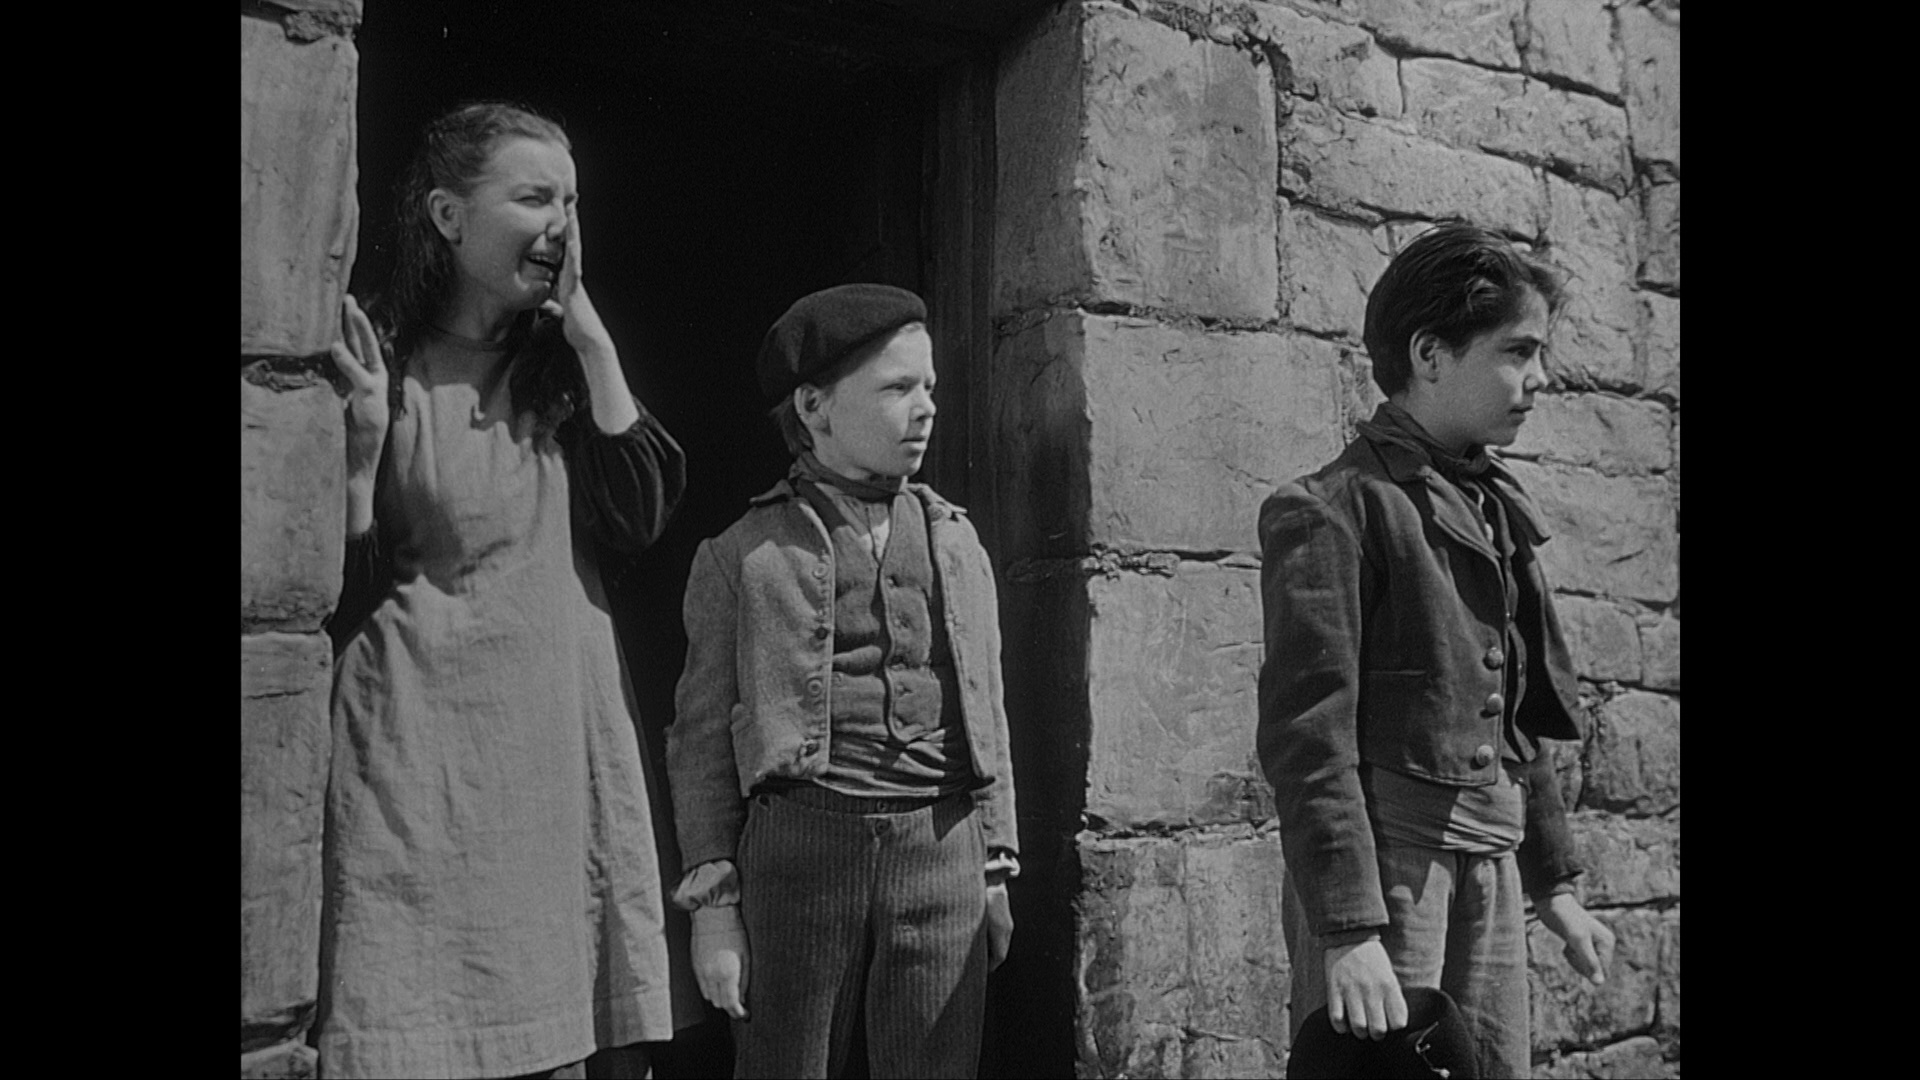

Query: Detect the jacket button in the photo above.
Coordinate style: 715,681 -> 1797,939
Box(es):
807,678 -> 823,695
1484,646 -> 1505,669
1482,692 -> 1504,716
1472,744 -> 1495,767
813,566 -> 828,580
814,625 -> 830,641
802,739 -> 819,755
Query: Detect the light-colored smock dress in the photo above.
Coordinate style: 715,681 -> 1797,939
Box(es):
318,325 -> 687,1078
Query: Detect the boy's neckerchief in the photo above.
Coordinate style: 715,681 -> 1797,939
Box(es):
792,450 -> 908,503
1359,401 -> 1493,481
1359,401 -> 1547,547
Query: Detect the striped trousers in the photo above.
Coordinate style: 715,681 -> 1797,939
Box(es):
734,788 -> 990,1079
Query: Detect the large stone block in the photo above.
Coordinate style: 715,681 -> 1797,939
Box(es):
1277,204 -> 1389,336
1083,8 -> 1278,319
1358,0 -> 1522,69
242,373 -> 345,633
993,314 -> 1349,559
1542,175 -> 1639,391
1655,909 -> 1680,1049
1181,836 -> 1290,1035
1086,561 -> 1270,829
241,14 -> 358,357
1076,831 -> 1289,1078
1580,691 -> 1679,815
1506,461 -> 1677,603
1519,0 -> 1622,99
1552,595 -> 1641,683
1568,809 -> 1679,906
1401,58 -> 1631,194
1247,3 -> 1402,118
1617,1 -> 1681,176
995,2 -> 1087,312
1641,292 -> 1679,402
1639,181 -> 1680,290
1507,392 -> 1673,477
1282,101 -> 1544,235
241,632 -> 332,1031
1530,907 -> 1662,1051
1534,1035 -> 1677,1079
1638,614 -> 1680,691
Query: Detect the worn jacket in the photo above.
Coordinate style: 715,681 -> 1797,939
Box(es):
1256,423 -> 1584,938
667,478 -> 1019,870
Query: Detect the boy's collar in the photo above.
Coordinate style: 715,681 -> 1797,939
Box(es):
747,474 -> 967,520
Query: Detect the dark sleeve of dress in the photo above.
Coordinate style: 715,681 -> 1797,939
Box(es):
326,525 -> 394,655
557,401 -> 689,584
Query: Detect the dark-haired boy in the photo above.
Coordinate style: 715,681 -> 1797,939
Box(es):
1258,224 -> 1615,1077
665,284 -> 1018,1078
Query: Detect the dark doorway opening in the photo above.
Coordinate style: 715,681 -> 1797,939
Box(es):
350,2 -> 1026,1075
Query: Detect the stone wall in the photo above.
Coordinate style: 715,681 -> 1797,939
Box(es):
990,2 -> 1678,1076
240,3 -> 361,1077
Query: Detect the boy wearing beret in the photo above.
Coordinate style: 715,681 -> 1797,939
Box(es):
665,284 -> 1018,1078
1257,225 -> 1616,1078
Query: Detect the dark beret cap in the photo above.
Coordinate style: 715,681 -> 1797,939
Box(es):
1288,987 -> 1481,1079
757,283 -> 928,402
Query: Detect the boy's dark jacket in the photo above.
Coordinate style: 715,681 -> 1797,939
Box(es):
1257,410 -> 1583,938
667,478 -> 1018,871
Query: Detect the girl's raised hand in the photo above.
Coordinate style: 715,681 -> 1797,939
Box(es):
543,206 -> 614,357
330,294 -> 389,485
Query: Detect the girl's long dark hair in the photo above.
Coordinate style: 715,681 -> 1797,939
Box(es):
369,101 -> 587,435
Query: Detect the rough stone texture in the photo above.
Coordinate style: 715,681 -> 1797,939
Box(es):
1358,0 -> 1522,69
241,632 -> 332,1030
1580,691 -> 1679,815
1552,595 -> 1642,683
1246,3 -> 1402,118
1077,831 -> 1288,1079
1617,1 -> 1680,177
1639,181 -> 1680,290
1568,810 -> 1679,906
1638,614 -> 1680,691
1529,907 -> 1661,1050
1401,57 -> 1631,193
1655,910 -> 1680,1050
1541,175 -> 1640,391
1277,203 -> 1389,336
241,374 -> 345,633
1086,561 -> 1268,829
1507,392 -> 1672,476
1519,0 -> 1622,99
1641,291 -> 1679,401
1507,461 -> 1678,603
1084,8 -> 1279,319
993,313 -> 1348,559
995,2 -> 1087,313
240,14 -> 358,357
241,1041 -> 319,1080
1534,1035 -> 1678,1079
1281,100 -> 1544,235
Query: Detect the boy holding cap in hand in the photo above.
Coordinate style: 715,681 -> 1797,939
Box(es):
1257,225 -> 1615,1077
666,284 -> 1019,1078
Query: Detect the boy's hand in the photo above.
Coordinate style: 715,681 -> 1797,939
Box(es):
1538,892 -> 1615,984
690,905 -> 750,1020
1324,937 -> 1407,1040
986,882 -> 1014,972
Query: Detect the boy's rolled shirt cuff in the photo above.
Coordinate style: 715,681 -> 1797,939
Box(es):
1319,926 -> 1387,949
671,859 -> 741,911
986,848 -> 1021,887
